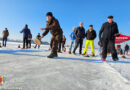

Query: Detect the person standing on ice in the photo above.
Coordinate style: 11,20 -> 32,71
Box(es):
73,22 -> 86,55
99,16 -> 120,61
20,24 -> 31,49
82,25 -> 97,57
40,12 -> 63,58
2,28 -> 9,47
34,33 -> 41,49
68,27 -> 76,54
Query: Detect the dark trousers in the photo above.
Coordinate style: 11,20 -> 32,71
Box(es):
34,44 -> 40,49
3,37 -> 7,47
23,37 -> 28,48
58,38 -> 62,51
102,39 -> 118,59
28,40 -> 31,48
51,35 -> 62,54
62,42 -> 65,50
73,39 -> 83,54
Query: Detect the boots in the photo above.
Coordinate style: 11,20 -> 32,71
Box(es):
47,53 -> 58,58
68,50 -> 71,54
91,53 -> 95,57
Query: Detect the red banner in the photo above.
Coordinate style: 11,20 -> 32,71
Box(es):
115,34 -> 130,44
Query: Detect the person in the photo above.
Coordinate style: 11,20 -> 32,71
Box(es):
2,28 -> 9,47
99,16 -> 120,61
34,33 -> 41,49
40,12 -> 63,58
62,35 -> 66,52
28,33 -> 32,48
20,24 -> 31,49
82,25 -> 97,57
68,27 -> 76,54
124,44 -> 129,55
73,22 -> 85,55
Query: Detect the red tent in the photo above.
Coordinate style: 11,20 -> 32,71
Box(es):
115,34 -> 130,44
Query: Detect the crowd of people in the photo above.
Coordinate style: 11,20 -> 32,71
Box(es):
0,12 -> 129,61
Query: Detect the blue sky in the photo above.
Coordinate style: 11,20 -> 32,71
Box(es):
0,0 -> 130,44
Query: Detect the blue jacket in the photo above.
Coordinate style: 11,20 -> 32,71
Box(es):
70,32 -> 76,40
21,27 -> 31,38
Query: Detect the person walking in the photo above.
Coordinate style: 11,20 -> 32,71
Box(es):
82,25 -> 97,57
2,28 -> 9,47
68,27 -> 76,54
99,16 -> 120,61
20,24 -> 31,49
73,22 -> 85,55
40,12 -> 63,58
34,33 -> 41,49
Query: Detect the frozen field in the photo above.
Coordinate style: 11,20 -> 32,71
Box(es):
0,42 -> 130,90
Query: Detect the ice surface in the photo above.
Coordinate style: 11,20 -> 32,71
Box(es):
0,42 -> 130,90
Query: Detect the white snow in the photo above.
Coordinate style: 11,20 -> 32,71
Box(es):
0,42 -> 130,90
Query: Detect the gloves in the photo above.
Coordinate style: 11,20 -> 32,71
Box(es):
115,33 -> 120,37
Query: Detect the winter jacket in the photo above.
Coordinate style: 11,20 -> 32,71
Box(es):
99,22 -> 119,41
86,29 -> 96,40
2,30 -> 9,38
21,27 -> 31,38
42,17 -> 63,37
28,34 -> 32,40
70,32 -> 76,40
125,45 -> 129,51
75,27 -> 85,39
36,35 -> 41,40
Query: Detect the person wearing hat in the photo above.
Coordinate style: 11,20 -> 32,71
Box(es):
99,16 -> 120,61
40,12 -> 63,58
82,25 -> 97,57
2,28 -> 9,47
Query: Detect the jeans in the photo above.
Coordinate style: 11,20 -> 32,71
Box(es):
69,40 -> 74,52
3,37 -> 7,47
124,50 -> 129,55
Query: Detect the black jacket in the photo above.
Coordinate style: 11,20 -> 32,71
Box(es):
86,29 -> 96,40
125,45 -> 129,51
75,27 -> 85,39
99,22 -> 119,41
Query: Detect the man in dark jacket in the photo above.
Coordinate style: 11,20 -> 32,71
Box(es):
2,28 -> 9,47
82,25 -> 96,57
73,22 -> 85,54
99,16 -> 119,61
41,12 -> 63,58
124,44 -> 129,55
20,24 -> 31,49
